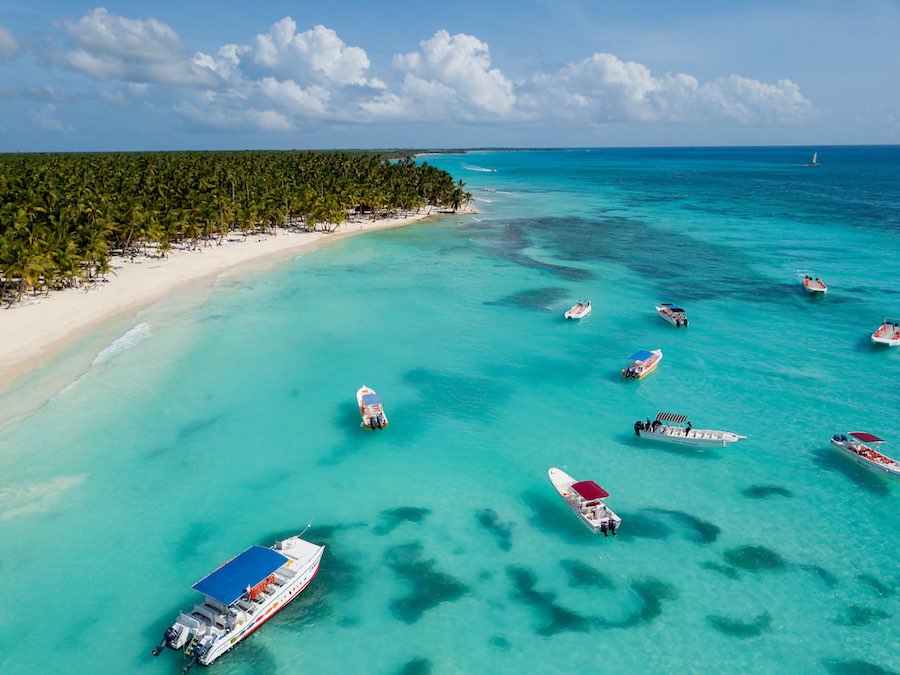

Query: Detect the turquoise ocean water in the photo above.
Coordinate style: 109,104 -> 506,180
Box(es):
0,147 -> 898,674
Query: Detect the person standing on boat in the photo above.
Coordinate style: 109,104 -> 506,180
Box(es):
686,421 -> 693,436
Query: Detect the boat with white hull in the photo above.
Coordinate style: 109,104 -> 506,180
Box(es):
548,468 -> 621,536
656,303 -> 688,327
621,349 -> 662,379
871,319 -> 900,347
152,534 -> 324,671
803,276 -> 827,294
634,412 -> 745,448
564,300 -> 591,320
830,432 -> 900,480
357,385 -> 388,429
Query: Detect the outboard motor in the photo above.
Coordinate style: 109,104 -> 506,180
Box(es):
183,641 -> 210,674
369,417 -> 377,429
683,319 -> 688,327
832,434 -> 842,442
152,626 -> 180,656
634,420 -> 642,435
609,520 -> 617,536
600,521 -> 608,537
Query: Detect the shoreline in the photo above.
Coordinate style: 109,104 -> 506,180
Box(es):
0,208 -> 472,393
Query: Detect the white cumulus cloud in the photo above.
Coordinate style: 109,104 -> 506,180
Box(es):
251,19 -> 376,87
364,30 -> 516,121
0,24 -> 20,59
64,8 -> 217,86
528,52 -> 813,125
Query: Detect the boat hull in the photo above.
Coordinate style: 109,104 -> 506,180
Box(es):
655,306 -> 688,327
637,428 -> 741,448
830,440 -> 900,480
564,305 -> 591,320
803,281 -> 827,294
200,546 -> 324,665
357,386 -> 388,429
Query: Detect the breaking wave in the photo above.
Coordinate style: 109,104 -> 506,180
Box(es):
92,322 -> 151,366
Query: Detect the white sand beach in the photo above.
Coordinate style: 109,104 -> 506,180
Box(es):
0,209 -> 468,392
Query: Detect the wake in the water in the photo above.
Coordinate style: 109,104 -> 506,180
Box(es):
463,164 -> 498,173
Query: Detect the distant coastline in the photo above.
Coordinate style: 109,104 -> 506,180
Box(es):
0,205 -> 475,394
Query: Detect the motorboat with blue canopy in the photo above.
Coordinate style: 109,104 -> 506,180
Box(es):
357,385 -> 388,429
621,349 -> 663,379
193,546 -> 288,606
152,534 -> 325,671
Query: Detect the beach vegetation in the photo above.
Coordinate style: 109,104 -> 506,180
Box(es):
0,151 -> 467,306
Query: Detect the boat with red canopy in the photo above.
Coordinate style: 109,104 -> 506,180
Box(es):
830,432 -> 899,479
548,467 -> 621,535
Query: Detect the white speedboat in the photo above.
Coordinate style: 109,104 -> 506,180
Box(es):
634,412 -> 745,448
871,319 -> 900,347
564,300 -> 591,320
656,303 -> 688,327
548,468 -> 621,536
152,533 -> 324,671
357,385 -> 388,429
621,349 -> 662,379
803,276 -> 827,294
830,432 -> 900,480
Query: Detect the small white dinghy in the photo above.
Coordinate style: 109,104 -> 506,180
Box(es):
871,319 -> 900,347
634,412 -> 745,448
357,385 -> 388,429
564,300 -> 591,320
656,303 -> 688,327
803,276 -> 827,294
830,432 -> 900,480
548,468 -> 621,536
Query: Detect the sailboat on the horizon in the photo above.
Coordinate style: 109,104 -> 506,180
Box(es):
810,151 -> 819,167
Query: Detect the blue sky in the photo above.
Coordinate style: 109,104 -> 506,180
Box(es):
0,1 -> 898,151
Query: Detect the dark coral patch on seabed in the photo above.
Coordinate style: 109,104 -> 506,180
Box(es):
373,507 -> 431,536
706,611 -> 772,638
384,543 -> 469,624
740,485 -> 794,499
560,559 -> 615,589
835,604 -> 891,627
857,574 -> 895,597
822,658 -> 898,675
723,545 -> 787,572
699,561 -> 741,580
476,509 -> 514,551
395,657 -> 433,675
646,508 -> 721,544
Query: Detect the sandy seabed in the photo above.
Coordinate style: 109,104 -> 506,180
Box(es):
0,209 -> 469,392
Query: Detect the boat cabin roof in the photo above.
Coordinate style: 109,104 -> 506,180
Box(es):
362,393 -> 382,406
656,412 -> 688,424
849,431 -> 884,444
193,546 -> 288,606
572,480 -> 610,500
628,350 -> 654,362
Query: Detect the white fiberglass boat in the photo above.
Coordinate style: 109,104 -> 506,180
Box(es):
871,319 -> 900,347
548,468 -> 621,536
803,276 -> 827,294
656,303 -> 688,327
564,300 -> 591,320
621,349 -> 662,380
634,412 -> 745,448
830,432 -> 899,480
152,533 -> 324,671
357,385 -> 388,429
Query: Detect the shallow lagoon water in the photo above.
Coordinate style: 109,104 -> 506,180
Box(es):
0,147 -> 898,674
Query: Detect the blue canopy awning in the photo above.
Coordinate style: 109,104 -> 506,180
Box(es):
193,546 -> 288,606
628,350 -> 654,361
362,393 -> 382,406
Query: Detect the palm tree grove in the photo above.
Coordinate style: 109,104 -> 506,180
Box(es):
0,151 -> 470,306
